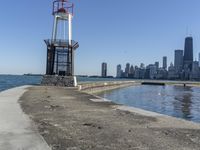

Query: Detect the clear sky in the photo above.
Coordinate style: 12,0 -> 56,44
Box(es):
1,0 -> 200,76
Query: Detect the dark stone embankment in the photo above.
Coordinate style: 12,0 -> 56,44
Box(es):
141,82 -> 165,86
19,85 -> 200,150
41,75 -> 76,87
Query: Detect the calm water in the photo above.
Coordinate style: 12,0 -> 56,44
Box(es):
0,75 -> 42,92
98,85 -> 200,123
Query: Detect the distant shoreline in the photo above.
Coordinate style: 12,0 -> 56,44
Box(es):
23,74 -> 43,76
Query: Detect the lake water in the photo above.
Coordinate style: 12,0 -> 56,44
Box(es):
98,85 -> 200,123
0,75 -> 42,92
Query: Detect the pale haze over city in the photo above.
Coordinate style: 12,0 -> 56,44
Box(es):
1,0 -> 200,76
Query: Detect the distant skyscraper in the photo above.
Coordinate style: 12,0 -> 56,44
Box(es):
101,62 -> 107,78
174,50 -> 183,72
163,56 -> 167,70
183,36 -> 193,71
125,63 -> 130,73
149,64 -> 157,79
125,63 -> 130,77
116,64 -> 122,78
140,63 -> 145,69
130,65 -> 134,78
199,52 -> 200,67
155,62 -> 159,70
134,66 -> 140,79
168,63 -> 177,79
191,61 -> 200,80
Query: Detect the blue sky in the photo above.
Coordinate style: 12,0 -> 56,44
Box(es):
0,0 -> 200,76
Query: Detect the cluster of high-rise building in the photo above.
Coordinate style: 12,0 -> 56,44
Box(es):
116,36 -> 200,81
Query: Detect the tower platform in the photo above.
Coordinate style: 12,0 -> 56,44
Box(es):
41,75 -> 77,87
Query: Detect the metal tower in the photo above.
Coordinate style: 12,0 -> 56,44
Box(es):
45,0 -> 79,76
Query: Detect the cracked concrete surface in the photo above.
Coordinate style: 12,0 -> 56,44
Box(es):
0,86 -> 51,150
19,86 -> 200,150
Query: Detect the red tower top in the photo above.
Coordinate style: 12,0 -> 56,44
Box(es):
53,0 -> 74,15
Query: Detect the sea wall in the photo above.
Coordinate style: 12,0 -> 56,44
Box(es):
78,81 -> 138,94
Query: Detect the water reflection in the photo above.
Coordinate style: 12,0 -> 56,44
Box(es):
173,86 -> 193,119
98,85 -> 200,123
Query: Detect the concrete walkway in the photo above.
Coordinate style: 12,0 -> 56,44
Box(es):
0,86 -> 50,150
20,86 -> 200,150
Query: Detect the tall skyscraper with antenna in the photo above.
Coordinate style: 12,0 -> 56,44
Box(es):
183,37 -> 193,70
183,36 -> 193,80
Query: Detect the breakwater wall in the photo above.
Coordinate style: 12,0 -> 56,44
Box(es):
77,80 -> 200,94
78,81 -> 138,94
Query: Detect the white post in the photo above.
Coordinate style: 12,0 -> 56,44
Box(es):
68,14 -> 72,46
74,76 -> 77,87
68,13 -> 74,76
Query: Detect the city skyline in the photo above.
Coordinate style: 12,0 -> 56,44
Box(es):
113,36 -> 200,81
1,1 -> 200,76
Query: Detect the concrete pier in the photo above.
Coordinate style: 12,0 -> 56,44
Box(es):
19,85 -> 200,150
0,86 -> 50,150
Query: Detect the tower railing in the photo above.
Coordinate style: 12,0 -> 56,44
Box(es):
44,39 -> 79,49
53,0 -> 74,15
